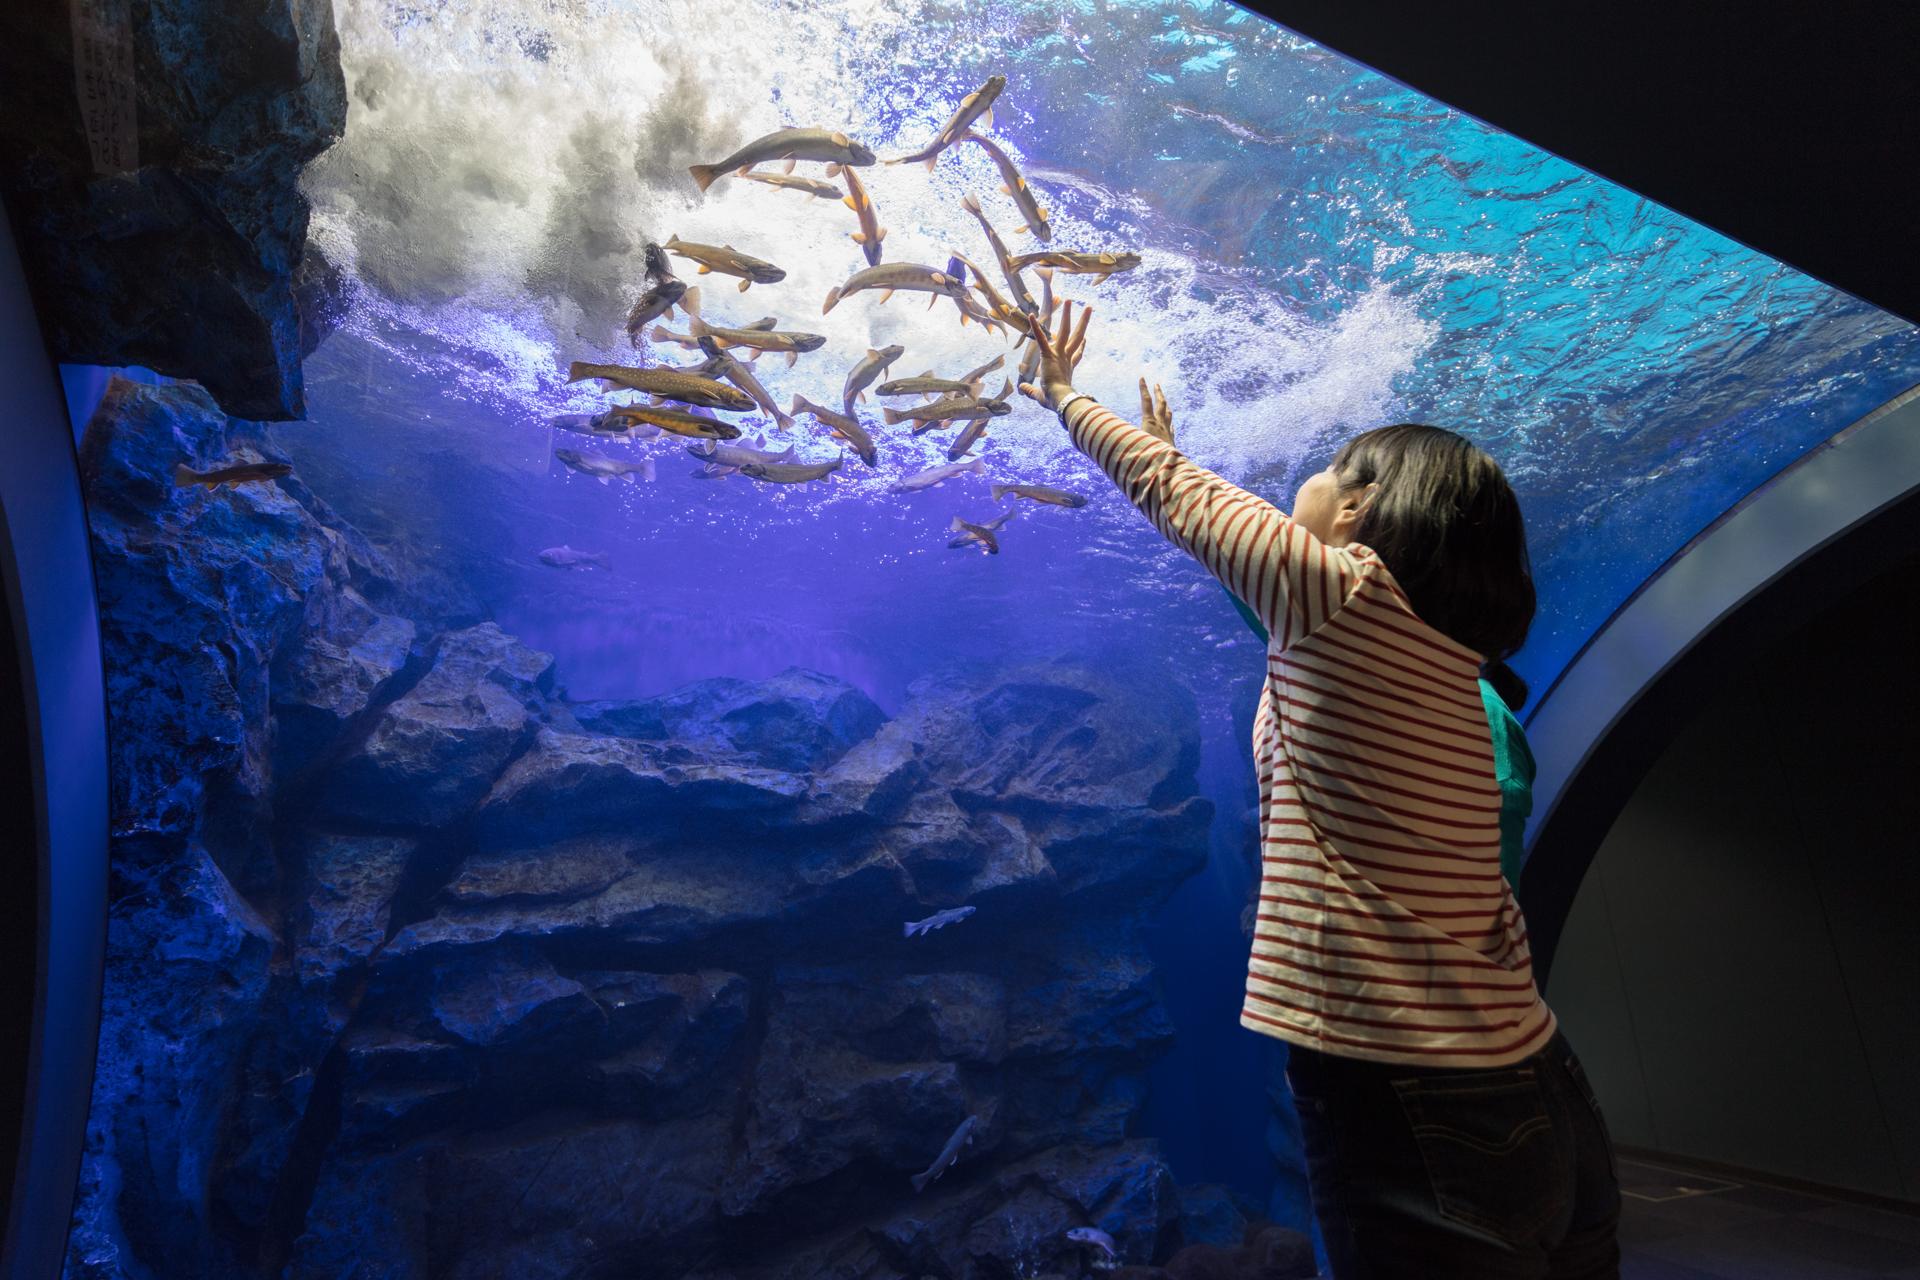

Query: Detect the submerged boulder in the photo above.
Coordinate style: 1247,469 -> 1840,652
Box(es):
568,666 -> 886,772
316,623 -> 555,828
79,378 -> 335,858
0,0 -> 347,418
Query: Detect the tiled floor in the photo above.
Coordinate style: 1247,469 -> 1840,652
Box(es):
1618,1155 -> 1920,1279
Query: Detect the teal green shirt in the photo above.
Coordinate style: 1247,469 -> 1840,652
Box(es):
1221,587 -> 1534,886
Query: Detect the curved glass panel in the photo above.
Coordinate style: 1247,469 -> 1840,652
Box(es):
289,0 -> 1920,702
61,1 -> 1920,1273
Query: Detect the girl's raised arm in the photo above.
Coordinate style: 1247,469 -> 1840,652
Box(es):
1058,396 -> 1356,648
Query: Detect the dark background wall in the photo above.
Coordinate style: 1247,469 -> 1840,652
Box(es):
1548,550 -> 1920,1202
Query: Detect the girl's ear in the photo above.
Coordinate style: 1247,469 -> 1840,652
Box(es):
1342,482 -> 1379,518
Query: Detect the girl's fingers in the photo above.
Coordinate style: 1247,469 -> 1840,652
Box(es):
1018,381 -> 1043,402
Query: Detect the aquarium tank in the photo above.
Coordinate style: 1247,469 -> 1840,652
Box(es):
55,0 -> 1920,1277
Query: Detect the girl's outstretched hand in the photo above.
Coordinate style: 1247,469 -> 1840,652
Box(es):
1018,299 -> 1093,412
1139,378 -> 1173,444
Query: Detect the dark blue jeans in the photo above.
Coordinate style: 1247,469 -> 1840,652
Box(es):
1283,1028 -> 1622,1279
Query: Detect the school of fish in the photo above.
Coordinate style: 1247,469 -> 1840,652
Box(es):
543,74 -> 1149,568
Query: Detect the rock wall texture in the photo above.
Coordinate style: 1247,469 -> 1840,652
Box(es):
63,376 -> 1312,1279
0,0 -> 347,418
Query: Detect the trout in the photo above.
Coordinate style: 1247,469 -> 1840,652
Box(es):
947,510 -> 1014,554
687,434 -> 797,478
843,344 -> 906,413
823,261 -> 968,314
840,164 -> 887,267
551,412 -> 663,441
910,1115 -> 980,1193
790,394 -> 878,466
739,455 -> 844,484
554,447 -> 656,484
887,381 -> 1014,431
1006,249 -> 1141,283
172,460 -> 291,489
960,193 -> 1037,315
600,402 -> 742,440
891,458 -> 987,492
566,361 -> 755,411
651,316 -> 777,350
688,127 -> 876,193
992,482 -> 1087,508
664,234 -> 786,290
697,337 -> 793,430
957,131 -> 1052,240
890,76 -> 1006,171
737,172 -> 843,200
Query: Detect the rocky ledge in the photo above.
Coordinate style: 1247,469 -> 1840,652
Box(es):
63,377 -> 1314,1279
0,0 -> 348,418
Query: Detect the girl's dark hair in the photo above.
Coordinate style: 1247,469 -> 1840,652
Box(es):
1329,424 -> 1535,710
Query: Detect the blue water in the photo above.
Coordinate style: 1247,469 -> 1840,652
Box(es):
266,0 -> 1920,1206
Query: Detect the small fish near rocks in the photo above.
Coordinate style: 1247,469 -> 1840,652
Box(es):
537,545 -> 608,570
903,904 -> 976,937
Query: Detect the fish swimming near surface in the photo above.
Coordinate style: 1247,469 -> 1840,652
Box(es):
686,433 -> 798,478
951,252 -> 1036,338
554,447 -> 657,483
958,130 -> 1053,240
951,289 -> 1016,337
948,509 -> 1015,553
891,457 -> 987,493
688,127 -> 877,193
911,1114 -> 980,1193
664,234 -> 786,290
550,411 -> 665,441
888,381 -> 1014,431
904,904 -> 976,937
1016,334 -> 1042,386
789,395 -> 878,466
680,291 -> 826,368
696,336 -> 794,430
625,276 -> 687,346
840,163 -> 887,267
739,455 -> 844,484
947,412 -> 995,461
992,483 -> 1087,508
960,194 -> 1038,315
651,315 -> 778,350
890,75 -> 1007,172
822,261 -> 969,314
736,171 -> 844,200
566,360 -> 755,411
1006,249 -> 1141,283
843,344 -> 905,414
1065,1228 -> 1118,1262
537,545 -> 610,570
599,403 -> 742,440
172,460 -> 292,489
877,370 -> 988,399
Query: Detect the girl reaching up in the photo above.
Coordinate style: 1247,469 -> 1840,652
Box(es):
1019,303 -> 1621,1280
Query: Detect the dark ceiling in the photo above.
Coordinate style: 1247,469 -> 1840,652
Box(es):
1243,1 -> 1920,327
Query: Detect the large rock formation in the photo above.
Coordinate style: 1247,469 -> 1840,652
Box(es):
0,0 -> 347,418
64,376 -> 1314,1279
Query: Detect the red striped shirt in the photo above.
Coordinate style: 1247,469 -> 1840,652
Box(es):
1064,398 -> 1556,1069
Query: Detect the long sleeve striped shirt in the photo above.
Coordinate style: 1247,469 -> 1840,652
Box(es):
1062,395 -> 1557,1068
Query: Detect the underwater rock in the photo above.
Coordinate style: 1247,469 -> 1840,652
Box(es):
645,666 -> 887,771
291,832 -> 418,992
290,1111 -> 734,1280
271,586 -> 417,779
693,1139 -> 1183,1280
63,840 -> 281,1278
79,378 -> 335,862
0,0 -> 347,418
567,666 -> 886,774
316,623 -> 556,828
471,726 -> 816,848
